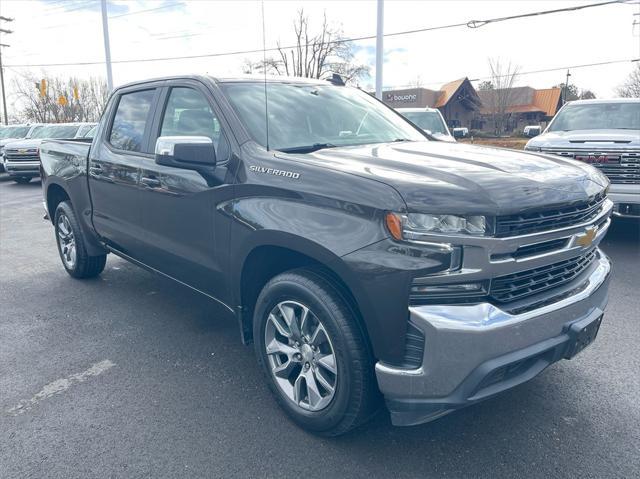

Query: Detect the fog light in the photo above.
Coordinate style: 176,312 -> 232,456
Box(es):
410,282 -> 485,295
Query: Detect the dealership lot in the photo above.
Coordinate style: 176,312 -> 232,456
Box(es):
0,178 -> 638,478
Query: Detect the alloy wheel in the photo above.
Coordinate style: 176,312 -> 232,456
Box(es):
57,213 -> 76,269
264,300 -> 338,411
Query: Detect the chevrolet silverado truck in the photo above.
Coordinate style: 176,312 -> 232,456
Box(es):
0,123 -> 44,174
526,99 -> 639,218
4,122 -> 95,183
40,75 -> 613,436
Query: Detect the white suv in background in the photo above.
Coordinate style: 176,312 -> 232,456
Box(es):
396,107 -> 456,142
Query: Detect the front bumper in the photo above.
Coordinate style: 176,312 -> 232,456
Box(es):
4,160 -> 41,178
376,249 -> 611,426
608,184 -> 640,218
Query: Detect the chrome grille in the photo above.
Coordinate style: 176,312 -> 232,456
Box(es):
495,192 -> 606,237
490,249 -> 597,303
4,151 -> 39,161
542,149 -> 640,185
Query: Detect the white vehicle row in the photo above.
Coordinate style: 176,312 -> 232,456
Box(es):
0,122 -> 96,183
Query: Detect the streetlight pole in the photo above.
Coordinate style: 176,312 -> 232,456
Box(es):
0,16 -> 13,125
563,69 -> 572,104
0,44 -> 8,125
375,0 -> 384,100
100,0 -> 113,92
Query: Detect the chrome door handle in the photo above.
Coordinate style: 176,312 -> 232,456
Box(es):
141,176 -> 161,188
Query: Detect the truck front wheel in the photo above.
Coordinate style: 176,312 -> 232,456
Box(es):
54,201 -> 107,279
253,268 -> 379,436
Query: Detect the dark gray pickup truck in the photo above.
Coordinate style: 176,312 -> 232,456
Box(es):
40,75 -> 613,436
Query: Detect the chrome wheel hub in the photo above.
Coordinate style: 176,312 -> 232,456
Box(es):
264,301 -> 337,412
57,214 -> 76,269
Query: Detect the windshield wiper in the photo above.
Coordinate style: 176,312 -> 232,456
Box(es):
278,143 -> 337,154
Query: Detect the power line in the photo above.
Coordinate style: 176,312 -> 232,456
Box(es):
4,0 -> 627,68
109,2 -> 184,19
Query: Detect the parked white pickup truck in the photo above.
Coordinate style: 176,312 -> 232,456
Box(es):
525,99 -> 640,218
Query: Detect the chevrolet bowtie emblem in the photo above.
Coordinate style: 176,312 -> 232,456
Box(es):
576,226 -> 597,247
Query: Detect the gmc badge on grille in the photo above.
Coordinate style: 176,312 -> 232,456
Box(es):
574,154 -> 620,164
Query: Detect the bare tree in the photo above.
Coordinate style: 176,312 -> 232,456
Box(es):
483,58 -> 520,135
553,83 -> 596,101
477,80 -> 494,91
616,63 -> 640,98
11,72 -> 108,123
251,9 -> 368,84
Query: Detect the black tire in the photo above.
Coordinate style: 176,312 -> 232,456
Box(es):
54,201 -> 107,279
13,177 -> 32,184
253,268 -> 379,436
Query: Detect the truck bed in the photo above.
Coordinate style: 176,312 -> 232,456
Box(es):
40,139 -> 92,174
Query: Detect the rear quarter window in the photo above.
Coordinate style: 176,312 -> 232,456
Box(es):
109,89 -> 155,153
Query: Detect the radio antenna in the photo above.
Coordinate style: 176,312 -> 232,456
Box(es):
261,0 -> 270,151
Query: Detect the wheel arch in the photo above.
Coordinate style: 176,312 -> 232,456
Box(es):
45,178 -> 107,256
235,235 -> 373,357
46,182 -> 70,224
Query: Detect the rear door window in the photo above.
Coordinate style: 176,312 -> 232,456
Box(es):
159,87 -> 221,147
109,89 -> 155,153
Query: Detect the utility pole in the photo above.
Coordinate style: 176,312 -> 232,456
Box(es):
563,69 -> 572,104
100,0 -> 113,92
375,0 -> 384,100
0,15 -> 13,125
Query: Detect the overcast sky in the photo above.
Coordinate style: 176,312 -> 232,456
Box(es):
1,0 -> 639,112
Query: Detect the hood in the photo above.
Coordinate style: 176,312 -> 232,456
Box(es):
0,137 -> 26,148
3,139 -> 44,150
430,132 -> 456,143
283,141 -> 608,215
527,129 -> 640,150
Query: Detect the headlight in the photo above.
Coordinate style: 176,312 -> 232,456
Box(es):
524,145 -> 541,152
386,212 -> 488,241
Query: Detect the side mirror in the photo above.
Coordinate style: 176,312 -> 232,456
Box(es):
155,136 -> 216,171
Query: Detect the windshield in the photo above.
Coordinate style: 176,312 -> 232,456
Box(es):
0,126 -> 30,139
83,125 -> 97,138
548,102 -> 640,131
221,82 -> 426,151
400,111 -> 448,135
32,124 -> 81,139
28,125 -> 44,138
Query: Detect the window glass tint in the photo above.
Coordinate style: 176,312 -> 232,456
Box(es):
160,87 -> 220,147
110,89 -> 155,152
401,111 -> 448,135
548,102 -> 640,131
84,125 -> 97,138
32,124 -> 81,139
0,126 -> 30,139
28,126 -> 44,138
221,82 -> 425,151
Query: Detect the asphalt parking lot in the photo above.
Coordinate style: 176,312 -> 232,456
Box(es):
0,177 -> 639,478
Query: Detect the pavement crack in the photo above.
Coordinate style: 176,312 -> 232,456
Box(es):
5,359 -> 115,416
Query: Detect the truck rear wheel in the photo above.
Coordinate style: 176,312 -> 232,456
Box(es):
253,268 -> 379,436
54,201 -> 107,279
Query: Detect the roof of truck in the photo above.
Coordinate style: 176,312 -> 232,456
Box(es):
566,98 -> 640,105
113,74 -> 343,91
